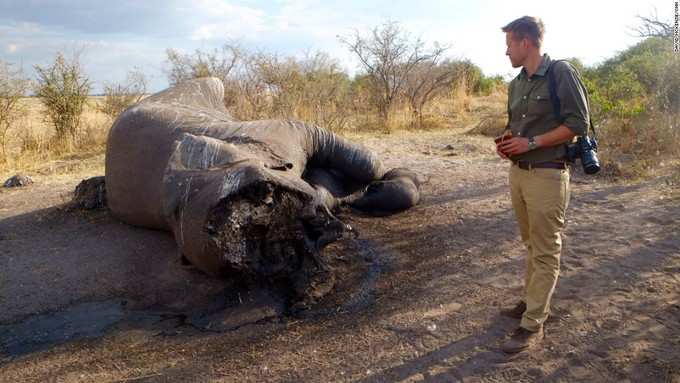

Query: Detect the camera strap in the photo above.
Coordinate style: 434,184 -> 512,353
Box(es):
546,60 -> 597,139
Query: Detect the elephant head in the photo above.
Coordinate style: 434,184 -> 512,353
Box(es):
104,77 -> 419,305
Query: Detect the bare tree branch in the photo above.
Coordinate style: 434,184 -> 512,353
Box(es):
404,58 -> 466,129
630,8 -> 672,39
340,21 -> 448,126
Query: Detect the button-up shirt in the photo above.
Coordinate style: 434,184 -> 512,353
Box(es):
506,54 -> 590,163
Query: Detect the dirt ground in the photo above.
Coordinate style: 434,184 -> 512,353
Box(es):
1,129 -> 679,382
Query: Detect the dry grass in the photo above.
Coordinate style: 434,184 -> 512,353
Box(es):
0,89 -> 506,180
2,87 -> 672,183
597,111 -> 680,179
347,88 -> 504,134
0,96 -> 110,179
464,89 -> 507,137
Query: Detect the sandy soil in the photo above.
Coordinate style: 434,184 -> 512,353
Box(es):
1,129 -> 679,382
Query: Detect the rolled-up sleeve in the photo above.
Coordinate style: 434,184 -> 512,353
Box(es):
555,62 -> 589,136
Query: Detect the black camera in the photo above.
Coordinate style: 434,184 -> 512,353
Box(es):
566,136 -> 600,175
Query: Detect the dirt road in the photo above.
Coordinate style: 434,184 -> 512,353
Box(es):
1,130 -> 679,382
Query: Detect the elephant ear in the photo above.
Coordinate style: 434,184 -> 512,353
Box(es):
167,133 -> 298,172
166,133 -> 245,171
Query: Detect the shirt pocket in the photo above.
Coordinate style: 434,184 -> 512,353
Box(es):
527,91 -> 553,116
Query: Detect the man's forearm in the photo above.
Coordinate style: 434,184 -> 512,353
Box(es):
498,124 -> 579,156
534,124 -> 576,148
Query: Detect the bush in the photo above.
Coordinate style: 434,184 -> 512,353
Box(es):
583,37 -> 678,178
99,69 -> 147,119
34,53 -> 91,147
247,52 -> 353,131
587,65 -> 646,119
0,61 -> 29,161
165,45 -> 240,87
656,55 -> 680,114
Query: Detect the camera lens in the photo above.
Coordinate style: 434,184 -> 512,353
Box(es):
582,151 -> 601,174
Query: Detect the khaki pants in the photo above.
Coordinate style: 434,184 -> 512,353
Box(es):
509,164 -> 570,332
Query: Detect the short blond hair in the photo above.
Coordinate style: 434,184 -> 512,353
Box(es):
502,16 -> 545,48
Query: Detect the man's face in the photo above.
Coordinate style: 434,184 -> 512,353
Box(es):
505,32 -> 528,68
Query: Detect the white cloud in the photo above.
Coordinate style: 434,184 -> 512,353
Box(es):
185,0 -> 268,41
0,0 -> 671,93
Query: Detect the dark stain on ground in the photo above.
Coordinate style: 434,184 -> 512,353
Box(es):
0,300 -> 125,358
0,239 -> 389,361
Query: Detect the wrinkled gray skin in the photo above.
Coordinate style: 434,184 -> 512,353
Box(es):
341,168 -> 421,216
105,77 -> 419,303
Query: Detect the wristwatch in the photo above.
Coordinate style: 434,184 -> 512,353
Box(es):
527,137 -> 538,151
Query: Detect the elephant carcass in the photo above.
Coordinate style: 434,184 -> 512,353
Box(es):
105,78 -> 402,301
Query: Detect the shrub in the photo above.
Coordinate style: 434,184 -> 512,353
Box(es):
248,52 -> 354,131
583,37 -> 678,178
656,55 -> 680,114
99,69 -> 147,119
34,52 -> 91,147
0,61 -> 29,161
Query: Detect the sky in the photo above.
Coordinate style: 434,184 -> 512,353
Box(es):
0,0 -> 673,93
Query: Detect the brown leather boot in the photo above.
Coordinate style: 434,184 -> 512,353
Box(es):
500,301 -> 526,319
500,327 -> 544,354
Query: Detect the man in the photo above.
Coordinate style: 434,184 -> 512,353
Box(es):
496,16 -> 589,353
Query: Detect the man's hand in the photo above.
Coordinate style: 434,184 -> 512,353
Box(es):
496,144 -> 509,159
495,131 -> 513,160
499,137 -> 530,156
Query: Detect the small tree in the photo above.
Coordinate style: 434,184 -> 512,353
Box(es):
165,44 -> 245,112
0,61 -> 29,162
404,58 -> 463,129
247,51 -> 352,130
341,21 -> 445,127
34,52 -> 91,146
165,44 -> 241,86
297,52 -> 352,131
99,69 -> 147,119
227,52 -> 271,120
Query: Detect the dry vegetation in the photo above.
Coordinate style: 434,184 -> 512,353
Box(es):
0,18 -> 677,182
0,96 -> 109,178
0,90 -> 508,180
0,17 -> 679,383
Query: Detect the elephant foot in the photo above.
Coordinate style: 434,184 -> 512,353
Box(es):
72,176 -> 107,209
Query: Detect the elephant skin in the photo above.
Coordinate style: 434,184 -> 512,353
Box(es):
103,77 -> 421,304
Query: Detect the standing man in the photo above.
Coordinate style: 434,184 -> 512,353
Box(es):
496,16 -> 589,354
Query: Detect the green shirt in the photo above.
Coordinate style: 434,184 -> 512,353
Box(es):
506,54 -> 590,163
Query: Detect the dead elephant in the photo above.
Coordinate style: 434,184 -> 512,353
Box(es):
104,77 -> 420,306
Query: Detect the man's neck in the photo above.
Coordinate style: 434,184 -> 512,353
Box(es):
523,52 -> 543,77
